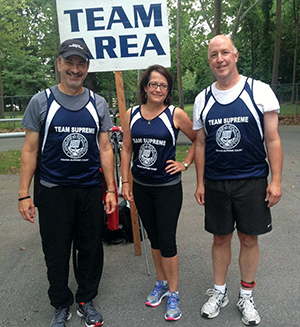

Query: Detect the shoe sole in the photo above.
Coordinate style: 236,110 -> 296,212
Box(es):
237,302 -> 261,326
77,309 -> 85,318
67,312 -> 72,321
201,296 -> 229,319
51,312 -> 72,327
241,315 -> 261,326
76,310 -> 104,327
164,313 -> 182,321
145,291 -> 169,307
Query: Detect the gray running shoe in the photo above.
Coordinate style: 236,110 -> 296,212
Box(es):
164,292 -> 182,321
77,301 -> 104,327
51,307 -> 71,327
201,288 -> 229,318
237,294 -> 261,326
145,280 -> 169,307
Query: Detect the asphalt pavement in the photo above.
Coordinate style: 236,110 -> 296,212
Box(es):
0,126 -> 299,327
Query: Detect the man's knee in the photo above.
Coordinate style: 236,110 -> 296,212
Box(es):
213,233 -> 233,246
237,231 -> 258,248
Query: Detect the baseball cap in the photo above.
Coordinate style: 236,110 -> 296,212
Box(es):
58,39 -> 90,61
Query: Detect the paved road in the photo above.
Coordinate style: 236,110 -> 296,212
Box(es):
0,126 -> 299,327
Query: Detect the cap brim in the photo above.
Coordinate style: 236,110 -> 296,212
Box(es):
60,51 -> 89,61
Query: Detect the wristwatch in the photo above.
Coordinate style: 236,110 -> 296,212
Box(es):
182,161 -> 188,170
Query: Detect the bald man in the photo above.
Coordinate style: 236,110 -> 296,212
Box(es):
193,35 -> 282,326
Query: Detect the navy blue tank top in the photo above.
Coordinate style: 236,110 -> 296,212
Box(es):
39,88 -> 102,187
200,78 -> 269,180
130,105 -> 180,185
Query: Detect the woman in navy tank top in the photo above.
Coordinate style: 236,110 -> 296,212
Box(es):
121,65 -> 196,321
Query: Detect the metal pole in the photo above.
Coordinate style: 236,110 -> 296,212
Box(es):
139,216 -> 151,276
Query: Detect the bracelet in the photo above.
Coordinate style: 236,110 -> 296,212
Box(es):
18,195 -> 31,201
182,161 -> 189,170
106,190 -> 116,194
122,181 -> 129,184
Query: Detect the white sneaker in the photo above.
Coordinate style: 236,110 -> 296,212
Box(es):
201,288 -> 229,319
237,294 -> 261,326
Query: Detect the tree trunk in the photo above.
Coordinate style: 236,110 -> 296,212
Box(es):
0,61 -> 4,119
291,0 -> 299,103
291,22 -> 299,103
53,0 -> 61,84
214,0 -> 222,36
137,69 -> 142,104
250,24 -> 255,77
271,0 -> 281,93
177,0 -> 184,109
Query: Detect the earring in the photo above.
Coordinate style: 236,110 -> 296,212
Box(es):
144,93 -> 147,99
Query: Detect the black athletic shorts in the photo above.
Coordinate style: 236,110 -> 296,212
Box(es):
204,178 -> 272,236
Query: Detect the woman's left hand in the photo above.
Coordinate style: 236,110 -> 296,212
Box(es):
165,160 -> 186,175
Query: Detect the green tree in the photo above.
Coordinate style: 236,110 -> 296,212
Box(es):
1,0 -> 59,115
1,0 -> 298,110
0,0 -> 27,118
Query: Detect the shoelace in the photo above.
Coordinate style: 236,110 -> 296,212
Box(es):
150,283 -> 163,296
168,294 -> 179,310
55,308 -> 69,322
237,296 -> 256,313
82,302 -> 99,317
206,289 -> 224,305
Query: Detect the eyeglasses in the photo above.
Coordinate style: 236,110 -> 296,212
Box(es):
147,82 -> 168,91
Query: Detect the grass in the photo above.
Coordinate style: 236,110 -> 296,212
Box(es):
183,104 -> 193,120
0,150 -> 21,174
0,112 -> 24,131
175,145 -> 192,162
0,146 -> 191,175
280,103 -> 299,115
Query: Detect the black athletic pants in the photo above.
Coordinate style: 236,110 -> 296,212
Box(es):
37,184 -> 104,308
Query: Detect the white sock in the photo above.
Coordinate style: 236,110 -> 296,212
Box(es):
240,288 -> 252,297
214,283 -> 226,294
161,280 -> 168,286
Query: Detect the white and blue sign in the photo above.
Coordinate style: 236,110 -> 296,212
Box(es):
56,0 -> 171,72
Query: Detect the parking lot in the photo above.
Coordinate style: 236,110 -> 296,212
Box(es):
1,125 -> 299,327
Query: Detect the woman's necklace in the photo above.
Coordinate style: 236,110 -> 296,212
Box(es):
143,104 -> 165,125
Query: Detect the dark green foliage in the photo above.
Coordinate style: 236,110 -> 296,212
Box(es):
0,0 -> 299,105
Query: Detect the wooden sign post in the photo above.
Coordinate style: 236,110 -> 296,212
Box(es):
114,71 -> 142,256
56,0 -> 171,258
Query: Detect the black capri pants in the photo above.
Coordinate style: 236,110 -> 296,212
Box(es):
133,181 -> 182,258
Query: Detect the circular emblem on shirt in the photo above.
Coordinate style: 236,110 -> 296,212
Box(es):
139,143 -> 157,167
62,133 -> 88,158
216,124 -> 241,150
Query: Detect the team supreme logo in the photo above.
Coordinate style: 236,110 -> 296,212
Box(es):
216,124 -> 241,150
62,133 -> 88,158
139,143 -> 157,167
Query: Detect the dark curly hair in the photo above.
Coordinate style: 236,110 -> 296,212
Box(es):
139,65 -> 173,105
